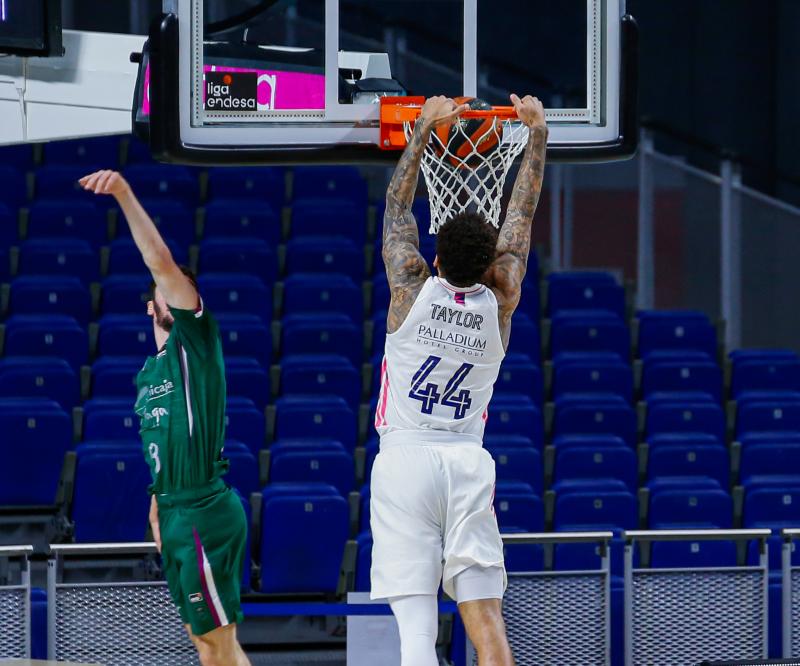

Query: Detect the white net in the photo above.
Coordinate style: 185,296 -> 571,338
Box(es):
404,116 -> 529,234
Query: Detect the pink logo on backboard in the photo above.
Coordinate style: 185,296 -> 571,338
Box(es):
139,63 -> 324,117
205,65 -> 324,110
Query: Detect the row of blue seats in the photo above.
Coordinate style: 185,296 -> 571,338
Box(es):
0,163 -> 369,209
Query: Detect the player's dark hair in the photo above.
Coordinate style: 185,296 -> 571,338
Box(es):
148,265 -> 198,301
435,211 -> 498,287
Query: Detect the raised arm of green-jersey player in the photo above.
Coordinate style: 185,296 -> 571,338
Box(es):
382,96 -> 470,333
484,95 -> 548,349
79,169 -> 198,310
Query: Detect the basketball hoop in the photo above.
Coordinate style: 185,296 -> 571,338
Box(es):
380,96 -> 529,234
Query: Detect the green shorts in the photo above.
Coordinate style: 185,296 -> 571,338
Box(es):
157,480 -> 247,636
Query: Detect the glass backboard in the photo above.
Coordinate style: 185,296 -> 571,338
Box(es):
135,0 -> 638,164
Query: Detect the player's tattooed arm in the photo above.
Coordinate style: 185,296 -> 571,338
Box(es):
383,96 -> 469,333
485,95 -> 547,346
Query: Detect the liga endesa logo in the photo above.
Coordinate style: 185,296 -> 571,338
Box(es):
205,71 -> 258,110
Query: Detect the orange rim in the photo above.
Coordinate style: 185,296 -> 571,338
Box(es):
379,96 -> 520,150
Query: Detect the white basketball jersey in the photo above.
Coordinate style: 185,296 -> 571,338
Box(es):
375,276 -> 505,444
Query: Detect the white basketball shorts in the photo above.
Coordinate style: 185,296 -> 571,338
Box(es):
369,437 -> 507,601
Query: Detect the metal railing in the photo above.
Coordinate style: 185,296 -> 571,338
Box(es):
47,542 -> 198,666
783,529 -> 800,659
624,529 -> 771,666
469,531 -> 613,666
0,545 -> 32,660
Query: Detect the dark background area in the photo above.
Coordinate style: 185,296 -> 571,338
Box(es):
61,0 -> 800,204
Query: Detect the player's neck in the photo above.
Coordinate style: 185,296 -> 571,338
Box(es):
153,325 -> 170,351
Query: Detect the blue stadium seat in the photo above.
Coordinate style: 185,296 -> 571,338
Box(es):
650,540 -> 737,568
197,273 -> 272,324
0,399 -> 71,505
90,357 -> 142,398
637,311 -> 717,359
199,238 -> 277,284
291,199 -> 368,244
484,441 -> 543,492
645,476 -> 723,493
27,200 -> 108,247
123,165 -> 199,206
736,397 -> 800,438
3,315 -> 88,368
744,486 -> 800,529
207,167 -> 284,205
483,395 -> 543,444
97,314 -> 155,358
554,445 -> 637,491
355,530 -> 373,592
292,167 -> 368,206
259,483 -> 349,593
281,354 -> 361,409
35,165 -> 102,203
126,137 -> 154,164
547,272 -> 625,318
493,481 -> 543,531
730,349 -> 798,364
554,490 -> 637,531
642,356 -> 722,402
72,445 -> 150,542
553,353 -> 633,402
731,358 -> 800,398
649,488 -> 733,528
225,397 -> 266,456
216,314 -> 272,366
100,275 -> 150,316
0,246 -> 8,282
646,401 -> 725,441
204,199 -> 282,246
551,433 -> 628,450
647,440 -> 729,487
18,239 -> 98,283
282,313 -> 363,366
283,273 -> 363,324
107,238 -> 187,277
0,166 -> 28,208
495,353 -> 544,405
506,313 -> 541,362
740,442 -> 800,487
82,398 -> 140,442
9,275 -> 92,324
0,203 -> 17,245
116,199 -> 196,246
553,395 -> 637,447
550,311 -> 631,360
274,396 -> 357,452
225,357 -> 271,408
270,439 -> 354,496
286,236 -> 364,280
0,144 -> 34,170
44,137 -> 121,166
501,526 -> 545,573
222,440 -> 259,498
0,357 -> 80,409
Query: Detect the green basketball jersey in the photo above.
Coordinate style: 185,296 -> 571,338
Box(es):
135,302 -> 229,495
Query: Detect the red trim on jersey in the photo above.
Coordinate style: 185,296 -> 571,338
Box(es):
454,292 -> 466,306
489,482 -> 496,516
482,407 -> 489,423
375,356 -> 389,428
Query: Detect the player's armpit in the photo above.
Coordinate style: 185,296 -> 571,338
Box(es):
384,238 -> 431,333
485,253 -> 524,349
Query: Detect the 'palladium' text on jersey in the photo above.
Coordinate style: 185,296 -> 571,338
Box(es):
429,304 -> 484,330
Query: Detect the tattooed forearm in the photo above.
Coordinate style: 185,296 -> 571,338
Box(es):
496,125 -> 548,267
382,119 -> 433,333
